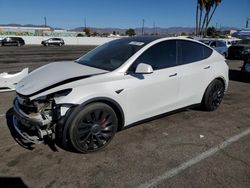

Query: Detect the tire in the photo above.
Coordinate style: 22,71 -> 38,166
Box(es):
202,79 -> 225,111
67,102 -> 118,153
17,42 -> 21,47
59,43 -> 62,46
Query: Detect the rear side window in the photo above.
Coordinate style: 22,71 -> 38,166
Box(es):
177,40 -> 212,65
130,40 -> 177,71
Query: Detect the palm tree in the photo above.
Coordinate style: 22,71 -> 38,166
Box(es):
195,0 -> 222,36
196,0 -> 206,35
205,0 -> 222,31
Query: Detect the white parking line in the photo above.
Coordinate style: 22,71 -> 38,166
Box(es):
139,128 -> 250,188
0,114 -> 5,117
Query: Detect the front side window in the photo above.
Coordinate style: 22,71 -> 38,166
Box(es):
177,40 -> 212,65
129,40 -> 177,71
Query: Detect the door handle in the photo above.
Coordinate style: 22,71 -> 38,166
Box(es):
169,73 -> 177,77
204,66 -> 210,69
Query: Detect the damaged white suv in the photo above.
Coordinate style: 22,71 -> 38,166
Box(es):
13,37 -> 229,153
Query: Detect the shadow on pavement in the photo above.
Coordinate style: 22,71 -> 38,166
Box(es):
0,177 -> 28,188
5,108 -> 35,151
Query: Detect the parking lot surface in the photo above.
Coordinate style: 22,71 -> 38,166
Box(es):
0,46 -> 250,188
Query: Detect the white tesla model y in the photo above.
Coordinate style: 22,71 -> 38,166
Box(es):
13,37 -> 229,153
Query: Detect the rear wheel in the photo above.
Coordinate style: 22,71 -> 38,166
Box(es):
202,79 -> 225,111
68,103 -> 118,153
17,42 -> 21,47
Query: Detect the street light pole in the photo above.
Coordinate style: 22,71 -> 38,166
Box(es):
142,19 -> 145,36
246,18 -> 250,28
44,16 -> 47,27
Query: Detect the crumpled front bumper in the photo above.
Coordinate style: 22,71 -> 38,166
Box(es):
12,98 -> 52,144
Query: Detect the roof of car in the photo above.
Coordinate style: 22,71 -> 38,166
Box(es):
116,36 -> 162,44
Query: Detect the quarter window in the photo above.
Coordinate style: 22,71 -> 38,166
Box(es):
177,40 -> 212,65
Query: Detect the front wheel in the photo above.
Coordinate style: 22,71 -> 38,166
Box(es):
202,79 -> 225,111
67,103 -> 118,153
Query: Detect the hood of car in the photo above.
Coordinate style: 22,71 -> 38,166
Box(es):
16,61 -> 108,96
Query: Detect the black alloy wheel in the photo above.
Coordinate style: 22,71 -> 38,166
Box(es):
203,79 -> 225,111
68,103 -> 118,153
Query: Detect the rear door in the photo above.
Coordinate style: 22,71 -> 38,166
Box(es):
176,40 -> 213,106
124,40 -> 181,124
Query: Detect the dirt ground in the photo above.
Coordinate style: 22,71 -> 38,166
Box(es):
0,45 -> 249,188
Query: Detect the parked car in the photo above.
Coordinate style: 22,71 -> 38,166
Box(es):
223,40 -> 232,48
41,38 -> 65,46
200,39 -> 228,57
241,53 -> 250,73
13,37 -> 229,153
0,37 -> 25,46
228,39 -> 250,59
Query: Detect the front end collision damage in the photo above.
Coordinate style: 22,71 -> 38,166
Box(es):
12,89 -> 76,144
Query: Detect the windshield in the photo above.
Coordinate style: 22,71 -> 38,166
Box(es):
76,37 -> 159,71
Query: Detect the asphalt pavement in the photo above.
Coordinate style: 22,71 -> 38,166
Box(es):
0,45 -> 249,188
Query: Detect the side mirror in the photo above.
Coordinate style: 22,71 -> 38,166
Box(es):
135,63 -> 153,74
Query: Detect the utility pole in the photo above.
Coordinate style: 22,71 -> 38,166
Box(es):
44,16 -> 47,27
84,17 -> 87,30
246,18 -> 250,28
142,19 -> 145,36
153,22 -> 156,35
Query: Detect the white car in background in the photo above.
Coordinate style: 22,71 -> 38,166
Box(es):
13,37 -> 229,153
200,39 -> 228,58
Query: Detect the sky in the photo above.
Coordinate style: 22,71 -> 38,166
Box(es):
0,0 -> 249,29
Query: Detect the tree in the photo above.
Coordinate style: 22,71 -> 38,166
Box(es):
207,26 -> 216,36
77,33 -> 84,37
125,28 -> 136,36
196,0 -> 222,36
112,31 -> 116,35
83,28 -> 91,37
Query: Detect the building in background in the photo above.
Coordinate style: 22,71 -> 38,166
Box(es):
0,26 -> 85,37
0,26 -> 51,36
232,29 -> 250,39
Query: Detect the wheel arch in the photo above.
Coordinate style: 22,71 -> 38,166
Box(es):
62,97 -> 125,143
201,76 -> 226,103
82,97 -> 125,131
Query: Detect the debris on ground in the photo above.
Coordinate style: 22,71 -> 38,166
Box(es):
0,68 -> 29,92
